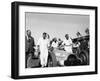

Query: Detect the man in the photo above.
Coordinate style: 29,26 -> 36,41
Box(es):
51,38 -> 58,48
37,32 -> 49,67
25,30 -> 35,68
63,34 -> 73,54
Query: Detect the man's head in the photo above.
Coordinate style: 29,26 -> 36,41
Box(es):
65,34 -> 69,40
42,32 -> 47,39
53,38 -> 57,42
27,30 -> 31,37
58,38 -> 61,41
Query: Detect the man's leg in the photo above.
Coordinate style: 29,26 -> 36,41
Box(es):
44,54 -> 48,67
25,52 -> 29,68
27,54 -> 32,68
40,54 -> 44,67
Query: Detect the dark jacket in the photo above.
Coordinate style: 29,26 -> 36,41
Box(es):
25,36 -> 35,53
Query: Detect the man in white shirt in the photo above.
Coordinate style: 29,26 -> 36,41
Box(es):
51,38 -> 58,48
37,32 -> 49,67
63,34 -> 73,54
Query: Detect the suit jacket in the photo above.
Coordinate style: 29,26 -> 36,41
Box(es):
25,36 -> 35,53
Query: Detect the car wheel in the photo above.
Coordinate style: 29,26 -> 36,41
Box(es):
79,50 -> 89,65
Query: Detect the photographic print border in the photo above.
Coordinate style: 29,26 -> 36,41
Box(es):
11,1 -> 98,79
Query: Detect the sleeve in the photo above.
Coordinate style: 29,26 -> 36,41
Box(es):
69,38 -> 73,45
47,39 -> 50,47
32,37 -> 35,46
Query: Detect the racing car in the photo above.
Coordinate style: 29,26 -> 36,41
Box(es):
47,35 -> 89,67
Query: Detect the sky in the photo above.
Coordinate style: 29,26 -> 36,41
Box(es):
25,12 -> 89,43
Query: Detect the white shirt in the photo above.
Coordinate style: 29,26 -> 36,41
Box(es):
51,41 -> 58,48
37,38 -> 49,51
63,37 -> 73,53
63,37 -> 72,46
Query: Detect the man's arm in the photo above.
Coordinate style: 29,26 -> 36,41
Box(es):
69,38 -> 73,46
32,37 -> 35,47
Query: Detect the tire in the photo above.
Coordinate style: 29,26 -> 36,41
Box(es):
79,50 -> 89,65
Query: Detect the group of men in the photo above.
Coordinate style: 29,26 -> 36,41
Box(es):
25,30 -> 73,68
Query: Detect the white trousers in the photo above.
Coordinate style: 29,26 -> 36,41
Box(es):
40,49 -> 48,67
